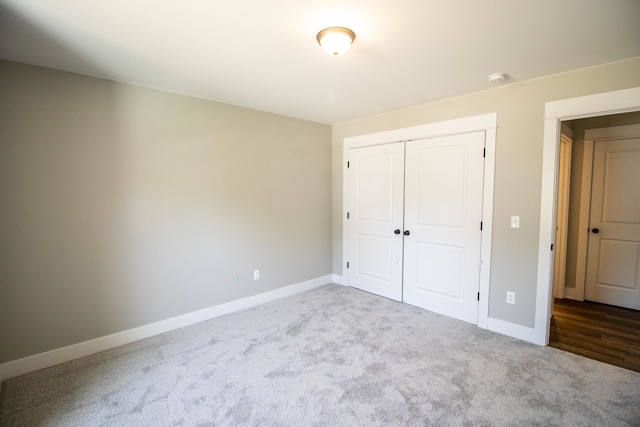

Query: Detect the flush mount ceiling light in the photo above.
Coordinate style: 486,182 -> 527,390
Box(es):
316,27 -> 355,56
488,73 -> 507,84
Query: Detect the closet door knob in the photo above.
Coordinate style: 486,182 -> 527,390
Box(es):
404,230 -> 411,236
591,228 -> 599,234
394,229 -> 401,235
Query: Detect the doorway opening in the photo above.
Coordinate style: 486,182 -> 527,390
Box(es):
549,111 -> 640,365
537,86 -> 640,346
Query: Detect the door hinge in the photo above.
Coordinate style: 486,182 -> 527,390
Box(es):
347,262 -> 350,269
347,212 -> 350,219
480,221 -> 483,231
347,161 -> 350,168
483,148 -> 486,158
477,292 -> 480,301
551,244 -> 554,251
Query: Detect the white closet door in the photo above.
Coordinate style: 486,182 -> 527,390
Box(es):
585,137 -> 640,310
403,132 -> 485,324
347,142 -> 405,301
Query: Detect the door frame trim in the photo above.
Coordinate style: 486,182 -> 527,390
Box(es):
565,137 -> 593,301
553,126 -> 573,300
538,87 -> 640,345
342,113 -> 497,329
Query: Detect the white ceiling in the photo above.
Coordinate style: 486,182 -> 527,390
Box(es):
1,1 -> 639,124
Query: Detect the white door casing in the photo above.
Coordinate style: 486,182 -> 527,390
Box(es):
584,136 -> 640,310
347,142 -> 405,301
403,132 -> 485,323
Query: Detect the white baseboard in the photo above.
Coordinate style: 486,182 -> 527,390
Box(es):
331,274 -> 345,286
487,317 -> 542,345
0,275 -> 332,382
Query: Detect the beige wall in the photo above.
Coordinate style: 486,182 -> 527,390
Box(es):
0,60 -> 332,364
333,57 -> 640,328
563,111 -> 640,290
2,56 -> 640,365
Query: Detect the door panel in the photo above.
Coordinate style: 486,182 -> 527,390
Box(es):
585,137 -> 640,310
416,242 -> 464,298
416,146 -> 466,228
596,240 -> 639,288
356,235 -> 393,281
403,132 -> 485,323
347,143 -> 404,301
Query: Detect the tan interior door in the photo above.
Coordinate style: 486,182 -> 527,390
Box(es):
585,137 -> 640,310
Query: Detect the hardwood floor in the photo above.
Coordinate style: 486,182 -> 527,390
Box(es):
549,298 -> 640,373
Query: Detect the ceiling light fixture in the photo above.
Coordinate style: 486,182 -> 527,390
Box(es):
488,73 -> 507,84
316,27 -> 355,56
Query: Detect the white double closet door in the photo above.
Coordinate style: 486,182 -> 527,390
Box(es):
347,132 -> 485,324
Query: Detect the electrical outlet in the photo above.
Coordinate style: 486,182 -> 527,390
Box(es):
506,291 -> 515,304
253,270 -> 260,280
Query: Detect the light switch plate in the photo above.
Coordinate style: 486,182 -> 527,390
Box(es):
510,216 -> 520,228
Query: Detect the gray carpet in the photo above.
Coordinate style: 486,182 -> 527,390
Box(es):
1,284 -> 639,426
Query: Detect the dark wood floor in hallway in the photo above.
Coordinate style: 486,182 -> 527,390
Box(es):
550,298 -> 640,373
